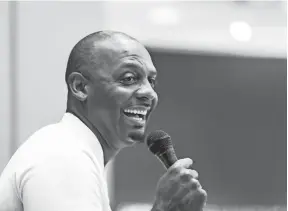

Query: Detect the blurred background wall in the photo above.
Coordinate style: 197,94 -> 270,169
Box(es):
0,1 -> 286,210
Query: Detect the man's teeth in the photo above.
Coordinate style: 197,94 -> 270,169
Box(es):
131,116 -> 143,121
124,109 -> 147,115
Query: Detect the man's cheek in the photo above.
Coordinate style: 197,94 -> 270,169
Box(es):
110,88 -> 134,105
91,92 -> 117,109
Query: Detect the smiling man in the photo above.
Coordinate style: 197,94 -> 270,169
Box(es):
65,31 -> 158,164
0,31 -> 206,211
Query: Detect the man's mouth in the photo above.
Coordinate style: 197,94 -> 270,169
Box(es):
123,108 -> 147,121
122,107 -> 150,126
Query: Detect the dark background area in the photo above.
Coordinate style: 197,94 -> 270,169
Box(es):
113,50 -> 286,208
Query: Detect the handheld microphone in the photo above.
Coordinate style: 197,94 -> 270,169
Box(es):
146,130 -> 178,169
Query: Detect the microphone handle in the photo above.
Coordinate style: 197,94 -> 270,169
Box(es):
156,148 -> 178,169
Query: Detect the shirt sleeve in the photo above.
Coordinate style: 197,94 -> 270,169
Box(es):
20,151 -> 106,211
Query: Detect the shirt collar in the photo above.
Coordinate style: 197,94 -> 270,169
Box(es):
60,112 -> 105,168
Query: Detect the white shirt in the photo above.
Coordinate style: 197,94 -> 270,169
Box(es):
0,113 -> 112,211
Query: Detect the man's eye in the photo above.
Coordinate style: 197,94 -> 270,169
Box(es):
121,75 -> 137,85
149,78 -> 157,88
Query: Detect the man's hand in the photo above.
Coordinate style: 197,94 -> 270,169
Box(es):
152,158 -> 207,211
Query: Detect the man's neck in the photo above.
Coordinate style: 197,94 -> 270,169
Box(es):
66,107 -> 119,166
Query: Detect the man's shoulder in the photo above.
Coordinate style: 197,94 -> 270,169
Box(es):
18,122 -> 83,158
2,120 -> 102,179
0,122 -> 106,208
2,117 -> 104,183
4,123 -> 75,171
27,121 -> 68,141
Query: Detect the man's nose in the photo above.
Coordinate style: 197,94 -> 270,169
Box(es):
136,79 -> 158,102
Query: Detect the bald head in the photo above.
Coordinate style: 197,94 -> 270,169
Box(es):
65,30 -> 139,86
64,30 -> 158,154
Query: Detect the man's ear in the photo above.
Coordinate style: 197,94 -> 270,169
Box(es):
67,72 -> 89,101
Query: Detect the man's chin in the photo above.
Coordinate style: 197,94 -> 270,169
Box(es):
126,130 -> 146,144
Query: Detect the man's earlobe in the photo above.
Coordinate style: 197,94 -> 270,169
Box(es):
67,72 -> 88,101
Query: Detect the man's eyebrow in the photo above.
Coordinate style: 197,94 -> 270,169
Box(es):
120,62 -> 157,77
149,70 -> 157,78
120,62 -> 142,69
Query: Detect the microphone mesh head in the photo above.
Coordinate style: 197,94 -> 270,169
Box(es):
146,130 -> 173,155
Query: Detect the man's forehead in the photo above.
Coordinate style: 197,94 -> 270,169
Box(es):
85,35 -> 157,78
92,36 -> 152,63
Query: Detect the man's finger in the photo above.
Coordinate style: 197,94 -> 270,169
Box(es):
189,169 -> 199,178
180,188 -> 207,210
171,158 -> 193,170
